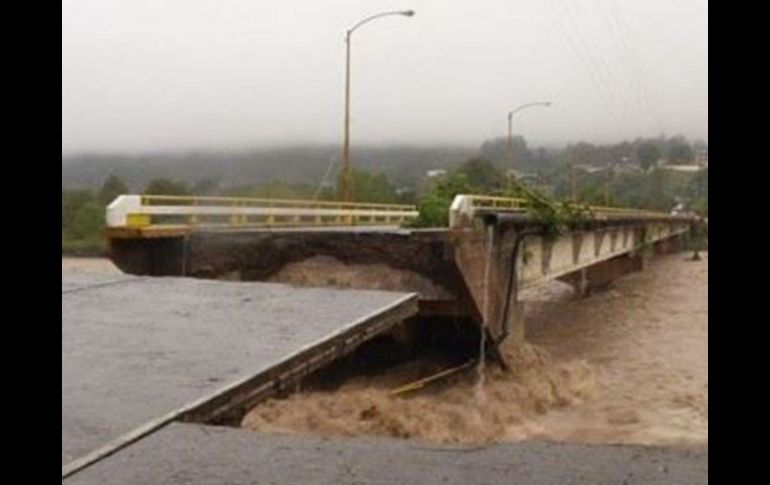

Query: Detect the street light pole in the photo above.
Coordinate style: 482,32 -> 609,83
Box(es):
569,152 -> 577,202
506,101 -> 551,176
340,10 -> 415,202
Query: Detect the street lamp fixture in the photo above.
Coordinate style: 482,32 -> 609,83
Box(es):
507,101 -> 552,175
339,10 -> 415,202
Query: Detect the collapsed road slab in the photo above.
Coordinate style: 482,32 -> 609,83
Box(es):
63,422 -> 708,485
62,273 -> 417,477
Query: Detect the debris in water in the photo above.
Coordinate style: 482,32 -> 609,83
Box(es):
241,343 -> 595,445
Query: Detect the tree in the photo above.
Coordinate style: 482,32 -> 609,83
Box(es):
637,142 -> 661,171
568,142 -> 599,166
412,172 -> 475,227
143,178 -> 190,196
479,136 -> 532,169
67,202 -> 103,240
647,168 -> 669,211
191,178 -> 220,196
456,157 -> 503,191
348,169 -> 398,203
687,168 -> 708,215
98,174 -> 129,205
62,189 -> 95,230
666,136 -> 694,164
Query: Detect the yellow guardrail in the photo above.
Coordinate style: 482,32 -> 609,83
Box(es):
139,194 -> 417,211
106,195 -> 419,236
449,194 -> 679,228
457,195 -> 670,218
106,193 -> 683,238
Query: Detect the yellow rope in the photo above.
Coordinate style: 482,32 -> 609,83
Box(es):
389,360 -> 476,397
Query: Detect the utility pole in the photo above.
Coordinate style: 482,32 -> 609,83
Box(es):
340,10 -> 415,202
604,163 -> 615,206
569,152 -> 577,202
506,101 -> 551,176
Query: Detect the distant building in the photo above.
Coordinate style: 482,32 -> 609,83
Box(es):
695,150 -> 708,168
426,169 -> 447,178
614,164 -> 642,174
575,164 -> 609,174
576,163 -> 640,174
660,164 -> 703,173
506,169 -> 542,184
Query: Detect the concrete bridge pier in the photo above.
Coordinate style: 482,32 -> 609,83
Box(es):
451,214 -> 690,357
558,252 -> 647,298
453,222 -> 529,352
652,233 -> 684,255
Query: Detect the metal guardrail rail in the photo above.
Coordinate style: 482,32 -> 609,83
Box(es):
106,195 -> 419,236
448,194 -> 683,228
105,193 -> 688,237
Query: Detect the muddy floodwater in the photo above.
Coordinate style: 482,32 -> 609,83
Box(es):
243,253 -> 708,447
61,256 -> 707,447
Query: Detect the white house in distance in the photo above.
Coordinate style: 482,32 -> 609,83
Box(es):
661,164 -> 701,173
695,150 -> 708,168
426,169 -> 447,178
660,151 -> 708,173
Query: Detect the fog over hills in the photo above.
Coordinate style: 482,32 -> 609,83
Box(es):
61,144 -> 476,190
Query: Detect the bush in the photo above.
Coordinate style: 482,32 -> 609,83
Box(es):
62,237 -> 106,257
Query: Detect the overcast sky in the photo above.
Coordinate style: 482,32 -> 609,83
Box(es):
62,0 -> 708,153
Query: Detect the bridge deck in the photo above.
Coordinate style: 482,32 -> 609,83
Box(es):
62,274 -> 417,477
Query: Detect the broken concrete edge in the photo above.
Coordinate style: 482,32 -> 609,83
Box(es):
179,292 -> 419,425
61,276 -> 142,295
62,291 -> 419,480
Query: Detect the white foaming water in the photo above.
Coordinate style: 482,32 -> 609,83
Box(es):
475,224 -> 495,402
242,254 -> 707,448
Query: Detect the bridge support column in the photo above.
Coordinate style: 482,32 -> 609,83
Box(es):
454,223 -> 528,356
564,269 -> 590,298
653,236 -> 682,255
559,252 -> 646,297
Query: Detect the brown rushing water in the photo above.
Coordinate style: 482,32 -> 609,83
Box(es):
243,253 -> 707,447
522,252 -> 708,446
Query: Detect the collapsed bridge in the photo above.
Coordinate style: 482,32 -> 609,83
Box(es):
105,194 -> 695,353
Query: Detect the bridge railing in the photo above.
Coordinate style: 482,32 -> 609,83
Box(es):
449,194 -> 677,228
106,194 -> 419,234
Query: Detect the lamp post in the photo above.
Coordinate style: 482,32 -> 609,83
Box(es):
340,9 -> 415,202
506,101 -> 551,177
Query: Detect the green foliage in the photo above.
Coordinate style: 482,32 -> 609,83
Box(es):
67,202 -> 103,240
411,172 -> 475,227
503,178 -> 593,235
62,237 -> 106,257
62,178 -> 116,256
666,136 -> 694,163
97,174 -> 129,205
347,168 -> 399,203
63,188 -> 105,256
62,189 -> 95,230
479,136 -> 532,168
687,168 -> 708,215
637,142 -> 660,171
222,179 -> 315,200
410,157 -> 505,227
191,178 -> 220,196
410,156 -> 595,230
143,178 -> 190,195
455,158 -> 505,191
546,166 -> 706,214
